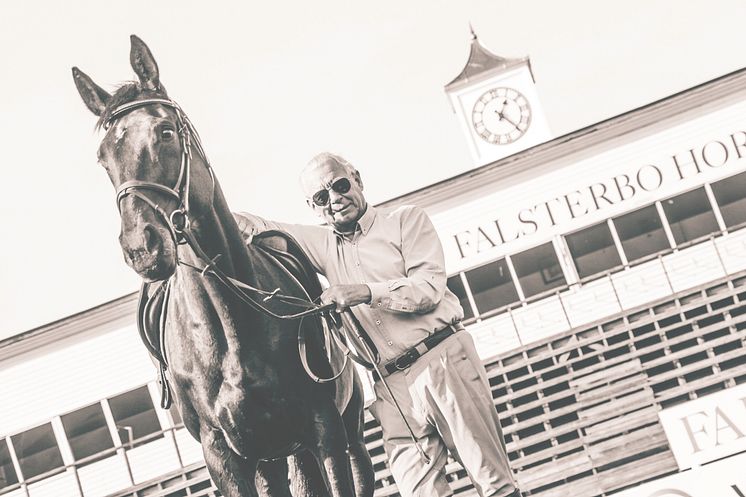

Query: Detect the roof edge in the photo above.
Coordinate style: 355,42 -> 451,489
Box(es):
0,291 -> 139,356
390,66 -> 746,209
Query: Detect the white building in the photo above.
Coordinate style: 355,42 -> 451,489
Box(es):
2,33 -> 746,497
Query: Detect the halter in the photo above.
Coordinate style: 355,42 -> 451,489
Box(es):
106,98 -> 214,243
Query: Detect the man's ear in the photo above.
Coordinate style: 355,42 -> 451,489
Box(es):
352,170 -> 364,190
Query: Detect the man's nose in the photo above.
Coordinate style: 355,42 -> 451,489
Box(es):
329,188 -> 345,203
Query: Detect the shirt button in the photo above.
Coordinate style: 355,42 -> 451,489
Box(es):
376,320 -> 381,325
377,303 -> 382,307
387,341 -> 393,346
356,261 -> 360,266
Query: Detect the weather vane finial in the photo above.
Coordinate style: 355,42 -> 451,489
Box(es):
469,22 -> 477,40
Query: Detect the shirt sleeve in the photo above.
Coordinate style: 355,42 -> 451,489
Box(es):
233,211 -> 331,275
367,206 -> 447,314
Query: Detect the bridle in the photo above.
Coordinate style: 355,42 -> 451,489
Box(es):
106,98 -> 212,244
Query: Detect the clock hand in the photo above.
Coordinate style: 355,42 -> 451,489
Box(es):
497,98 -> 508,114
500,112 -> 520,129
493,109 -> 517,129
492,99 -> 509,120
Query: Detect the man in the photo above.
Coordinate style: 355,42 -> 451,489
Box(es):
234,153 -> 521,497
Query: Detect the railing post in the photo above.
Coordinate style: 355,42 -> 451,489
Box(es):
608,273 -> 622,311
170,427 -> 185,469
507,306 -> 523,347
711,234 -> 729,275
72,466 -> 84,497
557,290 -> 572,330
121,447 -> 135,486
659,254 -> 675,294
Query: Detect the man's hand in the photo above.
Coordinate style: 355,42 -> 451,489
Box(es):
232,212 -> 266,242
321,284 -> 372,312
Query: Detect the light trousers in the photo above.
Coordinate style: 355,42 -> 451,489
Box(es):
369,331 -> 517,497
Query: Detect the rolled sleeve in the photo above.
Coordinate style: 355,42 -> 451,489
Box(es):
368,281 -> 391,308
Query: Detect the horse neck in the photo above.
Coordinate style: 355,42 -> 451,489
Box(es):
176,167 -> 252,284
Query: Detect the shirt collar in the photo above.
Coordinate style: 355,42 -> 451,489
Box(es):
334,205 -> 377,239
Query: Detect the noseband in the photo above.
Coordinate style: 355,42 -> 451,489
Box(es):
106,98 -> 215,244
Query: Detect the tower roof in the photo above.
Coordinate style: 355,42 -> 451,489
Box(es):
445,27 -> 529,91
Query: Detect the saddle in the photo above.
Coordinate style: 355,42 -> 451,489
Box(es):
137,230 -> 330,408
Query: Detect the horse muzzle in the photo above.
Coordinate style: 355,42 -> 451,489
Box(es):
120,222 -> 177,281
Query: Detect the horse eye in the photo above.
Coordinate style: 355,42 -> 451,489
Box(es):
161,128 -> 175,140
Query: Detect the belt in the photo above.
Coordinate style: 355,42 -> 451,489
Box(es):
373,325 -> 460,380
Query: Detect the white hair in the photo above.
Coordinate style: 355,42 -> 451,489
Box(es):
303,152 -> 358,177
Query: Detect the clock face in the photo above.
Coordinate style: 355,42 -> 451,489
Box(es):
472,87 -> 532,145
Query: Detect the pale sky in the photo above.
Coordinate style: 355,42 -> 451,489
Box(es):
2,0 -> 746,338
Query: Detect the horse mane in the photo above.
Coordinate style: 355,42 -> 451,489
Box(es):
96,82 -> 164,130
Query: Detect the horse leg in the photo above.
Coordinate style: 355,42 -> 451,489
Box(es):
342,375 -> 374,497
200,427 -> 259,497
306,401 -> 355,497
255,459 -> 294,497
288,450 -> 329,497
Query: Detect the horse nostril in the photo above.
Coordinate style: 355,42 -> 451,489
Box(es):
143,224 -> 161,253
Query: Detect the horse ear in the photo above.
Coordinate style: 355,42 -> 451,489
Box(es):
72,67 -> 111,116
130,34 -> 161,91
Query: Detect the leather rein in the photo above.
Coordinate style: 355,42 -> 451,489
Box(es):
105,98 -> 374,407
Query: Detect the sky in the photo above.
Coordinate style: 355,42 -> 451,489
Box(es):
2,0 -> 746,339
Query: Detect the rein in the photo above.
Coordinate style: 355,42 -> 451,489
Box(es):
107,98 -> 366,397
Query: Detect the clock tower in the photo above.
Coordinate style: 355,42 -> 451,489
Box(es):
445,27 -> 552,166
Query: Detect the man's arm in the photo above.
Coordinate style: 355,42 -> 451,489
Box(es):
232,211 -> 281,239
366,206 -> 447,314
232,211 -> 331,275
320,284 -> 372,312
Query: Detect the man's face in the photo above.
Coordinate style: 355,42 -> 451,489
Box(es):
301,159 -> 367,232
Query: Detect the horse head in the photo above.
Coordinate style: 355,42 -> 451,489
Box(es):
72,35 -> 213,282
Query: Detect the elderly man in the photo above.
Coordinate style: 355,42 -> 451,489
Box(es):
234,153 -> 521,497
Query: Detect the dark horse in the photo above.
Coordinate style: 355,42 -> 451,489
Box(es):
72,35 -> 374,497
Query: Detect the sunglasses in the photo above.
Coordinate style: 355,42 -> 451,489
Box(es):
311,177 -> 352,207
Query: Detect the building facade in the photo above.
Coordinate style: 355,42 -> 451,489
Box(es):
2,38 -> 746,497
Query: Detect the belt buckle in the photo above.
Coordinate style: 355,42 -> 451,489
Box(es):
394,349 -> 418,371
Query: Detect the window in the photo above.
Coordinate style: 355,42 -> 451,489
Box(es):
62,403 -> 114,462
109,387 -> 162,447
511,243 -> 567,298
10,424 -> 63,480
464,259 -> 519,315
711,171 -> 746,228
0,438 -> 18,490
447,275 -> 474,320
613,205 -> 670,261
661,187 -> 719,244
566,222 -> 622,279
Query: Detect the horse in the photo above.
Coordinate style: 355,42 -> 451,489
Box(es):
72,35 -> 374,497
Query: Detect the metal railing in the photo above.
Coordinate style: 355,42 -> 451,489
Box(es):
462,224 -> 746,353
0,425 -> 192,497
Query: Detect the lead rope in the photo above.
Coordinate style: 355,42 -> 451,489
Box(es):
341,310 -> 431,465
